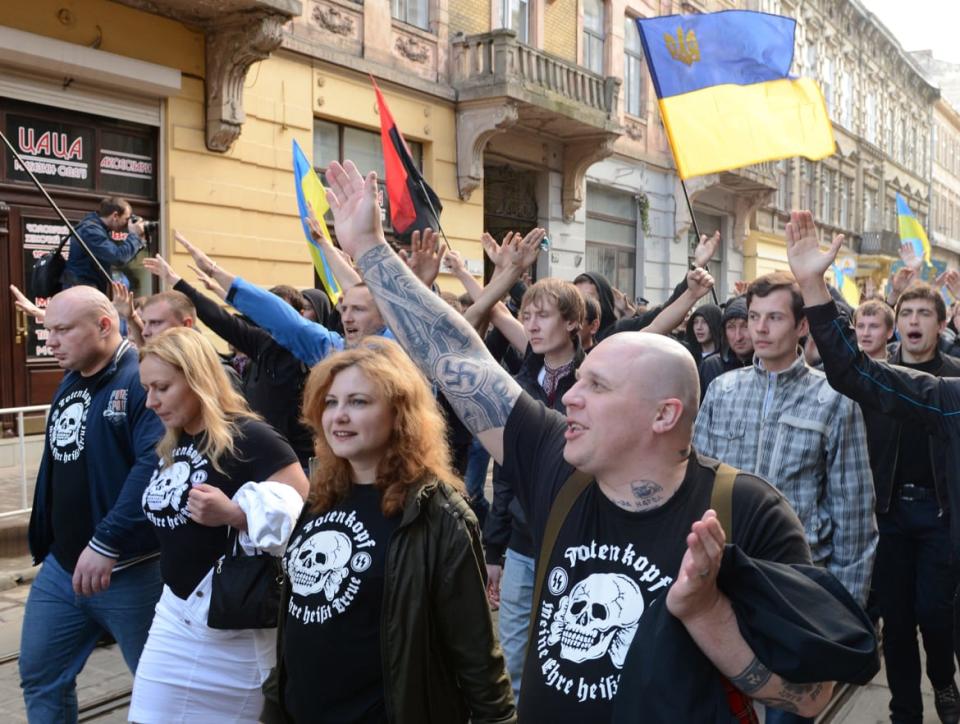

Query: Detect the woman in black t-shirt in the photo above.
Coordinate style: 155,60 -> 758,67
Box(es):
268,337 -> 514,724
129,327 -> 309,724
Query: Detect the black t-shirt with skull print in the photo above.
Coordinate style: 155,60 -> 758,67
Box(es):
141,417 -> 298,599
502,392 -> 810,723
48,366 -> 110,572
282,483 -> 400,724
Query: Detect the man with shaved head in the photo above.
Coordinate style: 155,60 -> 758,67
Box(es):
21,285 -> 163,722
319,159 -> 833,721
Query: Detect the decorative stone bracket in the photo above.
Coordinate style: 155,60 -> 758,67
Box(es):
205,11 -> 288,152
456,101 -> 520,199
679,174 -> 773,252
561,136 -> 618,221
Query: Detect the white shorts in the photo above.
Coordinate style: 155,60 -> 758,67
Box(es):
129,570 -> 276,723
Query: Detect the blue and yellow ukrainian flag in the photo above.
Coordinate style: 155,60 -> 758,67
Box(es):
896,193 -> 932,266
292,139 -> 342,305
832,263 -> 861,307
636,11 -> 835,179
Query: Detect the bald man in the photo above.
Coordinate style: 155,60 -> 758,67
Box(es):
21,286 -> 163,723
320,159 -> 832,721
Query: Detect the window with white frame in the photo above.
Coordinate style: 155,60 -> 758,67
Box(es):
839,175 -> 852,229
885,106 -> 894,154
499,0 -> 529,42
822,57 -> 834,117
822,167 -> 835,225
776,159 -> 791,211
841,70 -> 853,129
624,16 -> 645,117
583,0 -> 606,75
865,91 -> 877,145
392,0 -> 429,30
586,185 -> 637,298
314,119 -> 423,236
800,160 -> 815,211
864,186 -> 879,231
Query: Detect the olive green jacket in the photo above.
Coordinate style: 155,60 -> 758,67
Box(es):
264,479 -> 516,724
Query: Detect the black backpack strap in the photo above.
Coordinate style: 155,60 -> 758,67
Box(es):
526,469 -> 593,647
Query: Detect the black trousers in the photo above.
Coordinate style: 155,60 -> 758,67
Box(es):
875,496 -> 958,723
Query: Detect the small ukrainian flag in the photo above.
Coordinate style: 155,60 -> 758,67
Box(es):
636,11 -> 835,179
896,193 -> 932,266
292,139 -> 342,305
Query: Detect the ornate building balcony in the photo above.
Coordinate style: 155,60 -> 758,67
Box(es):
857,230 -> 901,258
115,0 -> 302,151
451,29 -> 622,220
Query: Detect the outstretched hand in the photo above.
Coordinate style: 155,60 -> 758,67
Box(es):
899,242 -> 923,273
693,231 -> 721,269
324,161 -> 385,260
9,284 -> 44,322
666,509 -> 726,622
174,232 -> 217,277
785,211 -> 843,290
189,265 -> 228,300
400,229 -> 444,288
111,282 -> 134,320
143,254 -> 181,287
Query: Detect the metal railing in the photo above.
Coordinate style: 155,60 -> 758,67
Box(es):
0,404 -> 49,519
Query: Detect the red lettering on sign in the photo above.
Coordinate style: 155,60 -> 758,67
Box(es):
17,126 -> 84,161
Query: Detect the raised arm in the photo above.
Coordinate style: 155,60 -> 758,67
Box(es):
174,231 -> 343,366
786,210 -> 959,435
643,268 -> 715,335
306,202 -> 362,290
326,161 -> 522,463
110,281 -> 144,347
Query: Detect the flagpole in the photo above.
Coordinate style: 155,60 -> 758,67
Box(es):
416,178 -> 451,254
0,129 -> 113,291
680,178 -> 720,305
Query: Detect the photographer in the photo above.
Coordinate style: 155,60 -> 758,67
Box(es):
62,196 -> 148,294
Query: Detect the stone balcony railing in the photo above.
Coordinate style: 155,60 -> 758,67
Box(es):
451,29 -> 621,128
857,230 -> 901,257
450,29 -> 621,218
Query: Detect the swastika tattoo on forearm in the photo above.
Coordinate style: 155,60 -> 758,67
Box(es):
356,243 -> 521,433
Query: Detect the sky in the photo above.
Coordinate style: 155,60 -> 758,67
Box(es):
859,0 -> 960,64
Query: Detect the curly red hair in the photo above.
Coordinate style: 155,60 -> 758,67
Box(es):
301,337 -> 464,516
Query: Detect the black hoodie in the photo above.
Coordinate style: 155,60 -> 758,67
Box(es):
684,303 -> 723,367
574,272 -> 618,335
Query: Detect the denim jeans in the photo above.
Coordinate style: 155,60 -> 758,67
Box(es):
499,548 -> 535,704
464,438 -> 491,527
20,553 -> 163,724
875,497 -> 957,723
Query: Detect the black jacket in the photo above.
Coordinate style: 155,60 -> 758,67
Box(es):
265,480 -> 516,724
699,349 -> 750,399
173,280 -> 314,467
612,545 -> 879,723
482,344 -> 583,563
576,271 -> 618,334
859,345 -> 960,515
808,300 -> 960,550
597,277 -> 689,342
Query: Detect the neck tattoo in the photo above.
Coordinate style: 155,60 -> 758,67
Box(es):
613,480 -> 666,512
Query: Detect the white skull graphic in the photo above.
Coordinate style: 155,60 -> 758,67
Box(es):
547,573 -> 644,669
53,402 -> 85,448
144,461 -> 191,513
289,530 -> 352,600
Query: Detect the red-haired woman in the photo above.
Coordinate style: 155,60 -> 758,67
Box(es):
269,337 -> 515,724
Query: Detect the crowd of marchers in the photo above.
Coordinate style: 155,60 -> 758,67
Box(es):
14,175 -> 960,724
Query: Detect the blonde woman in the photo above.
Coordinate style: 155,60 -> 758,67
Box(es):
268,338 -> 514,724
130,327 -> 309,723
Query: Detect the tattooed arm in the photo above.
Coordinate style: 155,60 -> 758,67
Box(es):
667,511 -> 834,717
325,161 -> 522,463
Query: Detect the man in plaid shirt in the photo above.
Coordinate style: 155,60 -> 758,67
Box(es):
693,272 -> 877,607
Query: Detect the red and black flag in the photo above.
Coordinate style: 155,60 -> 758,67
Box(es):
371,76 -> 442,242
